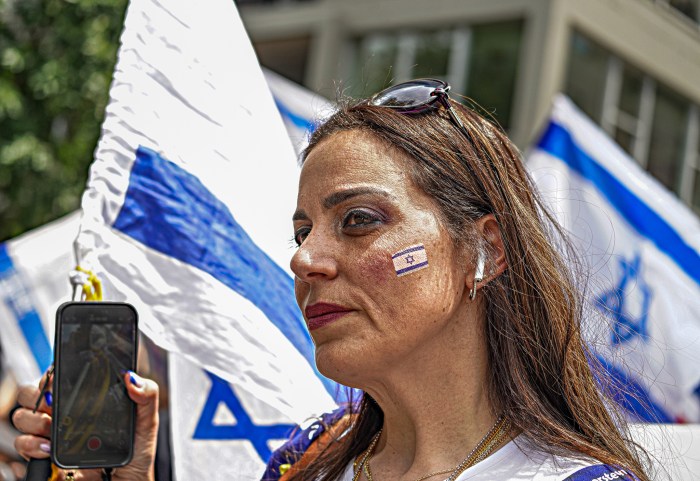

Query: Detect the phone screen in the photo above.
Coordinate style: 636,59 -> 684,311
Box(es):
53,302 -> 138,468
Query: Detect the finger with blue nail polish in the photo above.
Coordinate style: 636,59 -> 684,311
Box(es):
127,370 -> 143,388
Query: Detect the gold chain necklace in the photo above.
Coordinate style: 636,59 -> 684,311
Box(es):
353,415 -> 510,481
351,428 -> 383,481
363,454 -> 454,481
446,416 -> 511,481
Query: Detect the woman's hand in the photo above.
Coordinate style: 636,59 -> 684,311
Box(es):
12,370 -> 159,481
116,372 -> 159,481
13,373 -> 53,461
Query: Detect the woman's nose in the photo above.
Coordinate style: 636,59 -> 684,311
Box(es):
290,232 -> 339,282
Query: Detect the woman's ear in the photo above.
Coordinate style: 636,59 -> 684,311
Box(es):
475,214 -> 507,283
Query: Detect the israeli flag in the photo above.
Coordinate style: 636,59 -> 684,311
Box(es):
0,213 -> 78,385
71,0 -> 337,475
168,72 -> 334,478
263,68 -> 333,156
528,95 -> 700,422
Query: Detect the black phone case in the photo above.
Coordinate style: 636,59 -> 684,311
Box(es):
51,301 -> 138,469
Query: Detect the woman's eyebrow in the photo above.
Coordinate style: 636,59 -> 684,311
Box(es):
292,187 -> 393,221
322,187 -> 393,209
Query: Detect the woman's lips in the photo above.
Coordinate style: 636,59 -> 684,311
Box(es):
305,302 -> 353,330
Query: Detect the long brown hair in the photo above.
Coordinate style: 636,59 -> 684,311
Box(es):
286,98 -> 651,481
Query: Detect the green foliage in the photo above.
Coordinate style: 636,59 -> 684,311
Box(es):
0,0 -> 127,241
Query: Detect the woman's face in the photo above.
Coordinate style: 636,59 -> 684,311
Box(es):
291,130 -> 473,385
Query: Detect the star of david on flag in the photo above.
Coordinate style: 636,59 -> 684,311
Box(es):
68,0 -> 338,478
528,95 -> 700,423
595,254 -> 652,346
192,372 -> 295,461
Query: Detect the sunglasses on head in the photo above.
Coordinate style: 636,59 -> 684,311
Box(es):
369,78 -> 470,138
369,78 -> 502,214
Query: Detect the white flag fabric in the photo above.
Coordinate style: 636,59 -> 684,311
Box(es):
0,213 -> 78,385
76,0 -> 336,421
528,95 -> 700,422
73,3 -> 338,476
168,71 -> 334,478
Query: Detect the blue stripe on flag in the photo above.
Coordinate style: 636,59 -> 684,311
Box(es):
537,122 -> 700,287
396,262 -> 429,276
0,243 -> 53,373
273,97 -> 316,133
391,245 -> 425,259
112,146 -> 337,396
595,354 -> 673,422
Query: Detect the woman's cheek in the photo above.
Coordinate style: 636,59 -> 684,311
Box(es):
362,249 -> 395,285
294,279 -> 308,308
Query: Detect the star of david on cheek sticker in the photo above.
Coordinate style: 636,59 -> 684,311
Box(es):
391,244 -> 428,277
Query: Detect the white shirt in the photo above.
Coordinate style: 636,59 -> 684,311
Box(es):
337,436 -> 602,481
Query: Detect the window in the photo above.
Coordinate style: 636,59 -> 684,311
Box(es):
254,36 -> 311,86
692,156 -> 700,214
346,30 -> 449,98
565,32 -> 609,122
670,0 -> 700,19
647,85 -> 688,192
656,0 -> 700,23
345,20 -> 523,129
236,0 -> 315,4
683,107 -> 700,214
412,30 -> 452,80
565,31 -> 700,214
602,62 -> 655,163
466,21 -> 523,129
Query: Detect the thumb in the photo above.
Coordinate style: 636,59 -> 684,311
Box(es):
117,372 -> 158,481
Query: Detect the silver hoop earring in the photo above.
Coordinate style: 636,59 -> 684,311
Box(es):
469,250 -> 486,301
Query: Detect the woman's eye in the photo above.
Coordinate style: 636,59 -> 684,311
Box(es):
343,210 -> 381,229
293,227 -> 311,246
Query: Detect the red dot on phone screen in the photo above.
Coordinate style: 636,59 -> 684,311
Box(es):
87,436 -> 102,451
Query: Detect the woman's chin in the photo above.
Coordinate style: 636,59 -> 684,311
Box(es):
315,344 -> 369,389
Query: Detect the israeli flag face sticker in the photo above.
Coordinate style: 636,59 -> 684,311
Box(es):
392,244 -> 429,277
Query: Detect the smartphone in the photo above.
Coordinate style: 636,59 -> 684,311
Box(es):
51,302 -> 138,469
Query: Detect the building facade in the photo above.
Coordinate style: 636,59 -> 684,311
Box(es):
238,0 -> 700,214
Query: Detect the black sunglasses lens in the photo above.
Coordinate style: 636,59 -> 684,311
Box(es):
370,79 -> 448,110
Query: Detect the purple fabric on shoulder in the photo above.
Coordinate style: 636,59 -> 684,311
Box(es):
260,406 -> 350,481
563,465 -> 640,481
